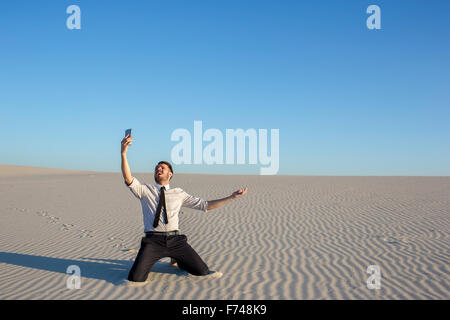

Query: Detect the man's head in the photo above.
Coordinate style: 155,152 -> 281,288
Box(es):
154,161 -> 173,185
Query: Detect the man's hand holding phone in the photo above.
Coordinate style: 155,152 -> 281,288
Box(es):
121,129 -> 133,155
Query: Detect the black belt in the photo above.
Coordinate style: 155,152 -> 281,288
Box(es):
145,230 -> 179,237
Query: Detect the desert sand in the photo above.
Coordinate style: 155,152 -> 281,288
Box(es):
0,164 -> 448,299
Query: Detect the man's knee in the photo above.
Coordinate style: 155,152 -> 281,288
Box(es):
127,269 -> 148,282
199,268 -> 210,276
194,264 -> 210,276
177,260 -> 209,276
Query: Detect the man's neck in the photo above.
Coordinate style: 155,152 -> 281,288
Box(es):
156,182 -> 170,190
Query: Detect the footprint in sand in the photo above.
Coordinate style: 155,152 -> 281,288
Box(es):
35,210 -> 47,217
59,223 -> 74,231
380,236 -> 400,244
107,236 -> 131,250
47,216 -> 60,224
35,211 -> 59,224
79,229 -> 94,238
29,210 -> 98,240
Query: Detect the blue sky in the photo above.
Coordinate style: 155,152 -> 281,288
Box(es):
1,0 -> 449,175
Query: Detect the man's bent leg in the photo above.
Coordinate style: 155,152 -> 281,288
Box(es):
169,235 -> 209,276
128,237 -> 164,282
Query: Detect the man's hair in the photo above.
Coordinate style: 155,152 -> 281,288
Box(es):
156,161 -> 173,179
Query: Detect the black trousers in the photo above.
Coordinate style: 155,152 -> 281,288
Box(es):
127,233 -> 209,282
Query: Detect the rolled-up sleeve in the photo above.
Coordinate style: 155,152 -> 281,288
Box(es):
182,191 -> 208,212
125,177 -> 146,199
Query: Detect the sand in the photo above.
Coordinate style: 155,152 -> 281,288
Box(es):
0,164 -> 448,299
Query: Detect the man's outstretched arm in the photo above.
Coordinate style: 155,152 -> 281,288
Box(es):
207,187 -> 248,211
121,134 -> 134,185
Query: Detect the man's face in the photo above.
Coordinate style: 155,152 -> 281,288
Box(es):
154,163 -> 172,185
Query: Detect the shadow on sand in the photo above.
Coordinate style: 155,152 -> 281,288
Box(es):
0,252 -> 186,285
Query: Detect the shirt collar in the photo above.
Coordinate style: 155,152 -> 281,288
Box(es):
156,183 -> 170,190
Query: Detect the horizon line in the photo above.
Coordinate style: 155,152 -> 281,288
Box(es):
0,164 -> 448,177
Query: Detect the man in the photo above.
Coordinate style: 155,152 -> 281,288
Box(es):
121,133 -> 248,283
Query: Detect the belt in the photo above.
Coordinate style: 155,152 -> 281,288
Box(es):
145,230 -> 179,237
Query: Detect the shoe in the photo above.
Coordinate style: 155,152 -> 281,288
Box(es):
203,271 -> 223,278
124,279 -> 149,287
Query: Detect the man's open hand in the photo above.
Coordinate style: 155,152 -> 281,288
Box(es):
231,187 -> 248,199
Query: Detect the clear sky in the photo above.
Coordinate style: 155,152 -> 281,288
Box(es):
1,0 -> 449,175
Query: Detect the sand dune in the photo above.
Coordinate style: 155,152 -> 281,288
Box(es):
0,165 -> 449,299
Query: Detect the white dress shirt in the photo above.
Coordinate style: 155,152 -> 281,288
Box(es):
126,177 -> 208,232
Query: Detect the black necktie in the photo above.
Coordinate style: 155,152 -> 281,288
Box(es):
153,186 -> 168,228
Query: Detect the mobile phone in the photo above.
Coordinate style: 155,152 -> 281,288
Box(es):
125,128 -> 132,136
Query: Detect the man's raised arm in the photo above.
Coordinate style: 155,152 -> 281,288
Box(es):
121,134 -> 134,186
